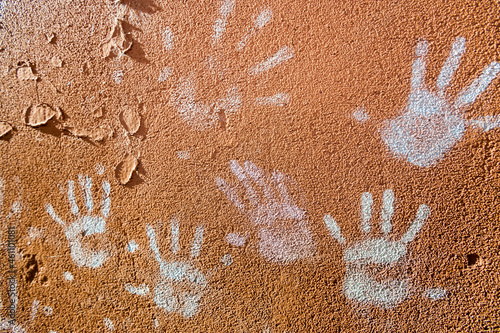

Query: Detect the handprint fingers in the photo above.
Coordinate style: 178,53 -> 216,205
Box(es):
360,192 -> 373,232
170,217 -> 180,254
323,214 -> 346,245
190,226 -> 204,259
455,61 -> 500,109
436,37 -> 466,92
146,224 -> 164,265
244,160 -> 275,200
101,180 -> 111,218
67,180 -> 79,216
78,175 -> 93,213
229,160 -> 260,206
380,189 -> 394,234
215,177 -> 246,212
400,204 -> 430,244
410,38 -> 429,92
45,204 -> 66,228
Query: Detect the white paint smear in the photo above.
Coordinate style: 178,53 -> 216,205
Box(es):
423,288 -> 447,300
64,271 -> 74,281
255,93 -> 290,106
221,253 -> 233,266
171,217 -> 180,254
468,116 -> 500,131
42,306 -> 53,316
95,163 -> 106,175
175,150 -> 190,159
127,240 -> 138,253
323,214 -> 345,245
113,70 -> 123,84
125,283 -> 150,296
249,46 -> 294,75
225,232 -> 247,247
381,37 -> 500,167
352,107 -> 370,123
158,67 -> 173,83
104,318 -> 114,331
163,27 -> 174,51
30,299 -> 40,322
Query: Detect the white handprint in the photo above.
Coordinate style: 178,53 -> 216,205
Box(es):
379,37 -> 500,167
323,189 -> 430,308
45,175 -> 111,268
216,160 -> 315,264
162,1 -> 294,130
125,218 -> 230,318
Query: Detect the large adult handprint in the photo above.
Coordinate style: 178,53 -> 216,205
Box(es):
45,175 -> 111,268
216,160 -> 315,264
381,37 -> 500,167
323,189 -> 432,308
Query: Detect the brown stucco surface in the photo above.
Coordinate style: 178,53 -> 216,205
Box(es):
1,0 -> 500,332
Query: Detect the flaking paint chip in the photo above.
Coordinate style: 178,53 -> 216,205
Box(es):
67,125 -> 113,142
116,154 -> 138,185
119,105 -> 141,134
102,19 -> 132,58
25,104 -> 62,126
50,56 -> 62,68
17,66 -> 38,80
0,122 -> 12,137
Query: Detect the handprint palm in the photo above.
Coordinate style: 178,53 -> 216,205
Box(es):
323,189 -> 430,308
45,175 -> 111,268
216,160 -> 315,264
382,37 -> 500,167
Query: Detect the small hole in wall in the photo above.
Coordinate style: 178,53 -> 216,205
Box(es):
466,253 -> 479,266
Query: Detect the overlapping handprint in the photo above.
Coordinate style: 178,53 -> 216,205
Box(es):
216,160 -> 315,264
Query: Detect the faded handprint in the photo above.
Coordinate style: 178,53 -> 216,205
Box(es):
323,189 -> 430,308
379,37 -> 500,167
162,1 -> 293,130
216,160 -> 315,264
45,175 -> 111,268
125,218 -> 225,318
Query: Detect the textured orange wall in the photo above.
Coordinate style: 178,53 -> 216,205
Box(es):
0,0 -> 499,331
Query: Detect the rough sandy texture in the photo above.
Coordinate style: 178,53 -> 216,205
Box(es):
0,0 -> 499,332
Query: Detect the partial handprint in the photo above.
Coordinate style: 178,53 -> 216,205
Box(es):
45,175 -> 111,268
216,160 -> 315,264
323,189 -> 430,308
379,37 -> 500,167
125,218 -> 225,318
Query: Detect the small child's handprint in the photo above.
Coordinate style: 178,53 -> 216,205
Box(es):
323,189 -> 430,308
45,175 -> 111,268
377,37 -> 500,167
125,218 -> 220,318
216,160 -> 315,264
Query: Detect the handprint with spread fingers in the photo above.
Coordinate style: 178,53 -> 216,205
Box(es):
323,189 -> 431,308
216,160 -> 315,264
362,37 -> 500,167
45,175 -> 112,268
